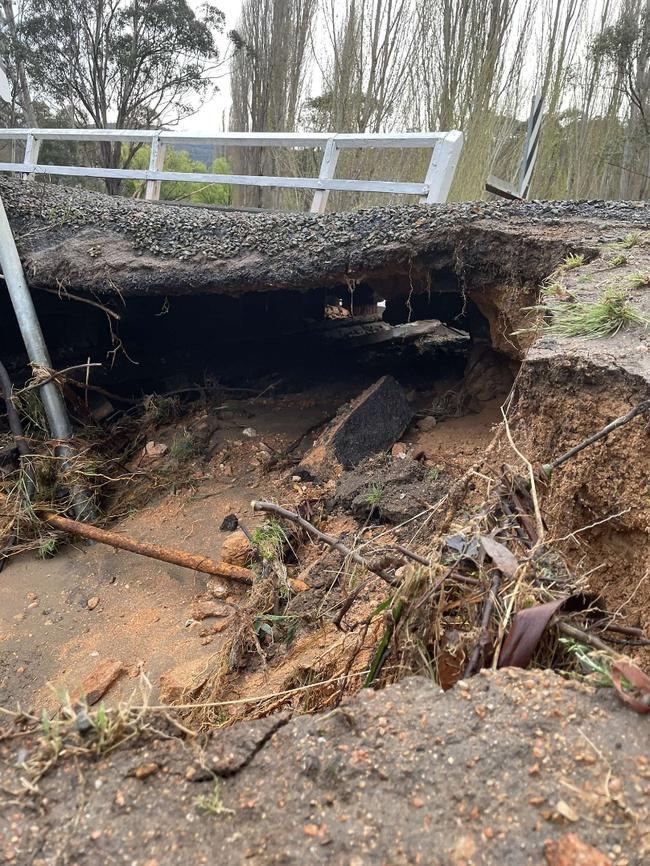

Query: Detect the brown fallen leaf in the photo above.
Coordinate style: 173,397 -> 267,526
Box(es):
611,660 -> 650,714
498,598 -> 568,668
479,535 -> 519,579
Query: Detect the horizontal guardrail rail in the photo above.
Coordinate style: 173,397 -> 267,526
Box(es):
0,128 -> 463,212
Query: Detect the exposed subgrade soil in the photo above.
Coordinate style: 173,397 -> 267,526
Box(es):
2,671 -> 649,865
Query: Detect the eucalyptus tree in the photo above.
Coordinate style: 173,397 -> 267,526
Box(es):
19,0 -> 225,191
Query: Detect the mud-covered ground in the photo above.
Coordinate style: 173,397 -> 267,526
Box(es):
2,671 -> 648,865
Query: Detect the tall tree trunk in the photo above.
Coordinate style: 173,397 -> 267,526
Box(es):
1,0 -> 36,125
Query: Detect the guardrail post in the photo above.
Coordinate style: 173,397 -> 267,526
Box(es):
310,137 -> 340,214
22,133 -> 40,181
518,92 -> 543,198
145,134 -> 167,201
420,131 -> 463,204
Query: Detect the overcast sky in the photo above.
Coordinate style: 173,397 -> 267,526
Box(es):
182,0 -> 243,132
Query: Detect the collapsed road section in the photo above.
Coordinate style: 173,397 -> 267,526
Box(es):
1,180 -> 650,864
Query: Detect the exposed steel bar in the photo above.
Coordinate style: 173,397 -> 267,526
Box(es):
43,512 -> 254,585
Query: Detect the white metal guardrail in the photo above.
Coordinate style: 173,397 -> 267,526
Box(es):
0,128 -> 463,212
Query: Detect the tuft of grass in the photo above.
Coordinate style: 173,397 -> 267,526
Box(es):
37,538 -> 58,559
365,483 -> 384,508
142,393 -> 181,425
21,676 -> 158,783
168,432 -> 199,462
620,232 -> 641,249
625,271 -> 650,289
426,467 -> 442,482
559,639 -> 614,686
541,288 -> 650,339
562,253 -> 585,269
195,779 -> 235,816
251,518 -> 286,562
540,280 -> 570,300
610,253 -> 627,267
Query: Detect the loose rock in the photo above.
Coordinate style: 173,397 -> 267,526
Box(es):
78,659 -> 124,706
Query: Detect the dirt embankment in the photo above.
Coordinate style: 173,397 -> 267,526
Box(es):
503,242 -> 650,663
2,670 -> 648,865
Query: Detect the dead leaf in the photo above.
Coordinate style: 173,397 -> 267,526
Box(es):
611,660 -> 650,714
479,535 -> 519,579
498,599 -> 568,668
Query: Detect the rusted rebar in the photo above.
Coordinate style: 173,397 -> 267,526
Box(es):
43,512 -> 255,585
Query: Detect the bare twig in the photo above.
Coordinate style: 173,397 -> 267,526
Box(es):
252,500 -> 397,586
591,621 -> 644,638
19,362 -> 102,394
557,620 -> 613,653
388,544 -> 480,587
544,399 -> 650,476
464,572 -> 502,677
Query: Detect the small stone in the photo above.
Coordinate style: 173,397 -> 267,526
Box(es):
242,427 -> 257,437
78,659 -> 124,705
544,833 -> 612,866
134,762 -> 159,780
26,592 -> 37,602
219,513 -> 238,532
220,530 -> 253,566
143,440 -> 167,458
391,442 -> 408,458
87,596 -> 99,610
555,800 -> 579,823
211,619 -> 231,634
206,579 -> 228,599
289,578 -> 309,593
417,416 -> 437,431
190,600 -> 231,621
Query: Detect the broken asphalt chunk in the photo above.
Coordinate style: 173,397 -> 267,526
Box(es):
298,375 -> 412,481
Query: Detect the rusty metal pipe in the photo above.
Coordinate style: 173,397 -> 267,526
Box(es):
43,512 -> 254,585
